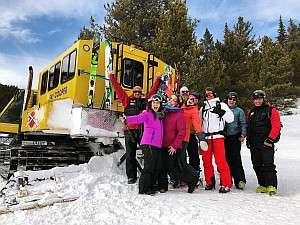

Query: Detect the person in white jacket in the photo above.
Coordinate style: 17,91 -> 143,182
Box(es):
200,87 -> 234,193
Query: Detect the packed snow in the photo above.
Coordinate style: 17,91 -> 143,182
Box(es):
1,113 -> 300,224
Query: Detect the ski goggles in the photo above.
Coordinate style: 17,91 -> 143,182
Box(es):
228,97 -> 237,101
148,95 -> 162,102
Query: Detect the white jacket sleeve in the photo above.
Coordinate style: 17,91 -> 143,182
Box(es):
221,103 -> 234,123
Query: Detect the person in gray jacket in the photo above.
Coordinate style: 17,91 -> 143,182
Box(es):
224,92 -> 247,190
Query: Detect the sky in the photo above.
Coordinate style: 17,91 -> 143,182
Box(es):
0,0 -> 300,88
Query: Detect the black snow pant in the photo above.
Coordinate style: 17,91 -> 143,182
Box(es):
224,134 -> 246,187
166,147 -> 198,188
124,129 -> 140,180
187,134 -> 201,175
250,144 -> 277,188
139,145 -> 168,194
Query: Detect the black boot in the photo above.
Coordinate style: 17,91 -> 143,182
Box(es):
205,176 -> 216,190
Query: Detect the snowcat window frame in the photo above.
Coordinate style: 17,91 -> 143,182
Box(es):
61,50 -> 77,84
48,62 -> 61,91
40,71 -> 48,95
121,58 -> 144,89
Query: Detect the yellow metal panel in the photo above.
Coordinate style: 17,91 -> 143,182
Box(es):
93,41 -> 106,108
73,40 -> 93,106
21,104 -> 50,132
0,123 -> 19,134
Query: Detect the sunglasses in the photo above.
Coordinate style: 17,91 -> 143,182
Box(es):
133,91 -> 142,94
228,97 -> 236,101
182,90 -> 189,93
205,91 -> 214,97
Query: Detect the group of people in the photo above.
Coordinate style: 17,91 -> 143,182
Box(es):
109,72 -> 282,196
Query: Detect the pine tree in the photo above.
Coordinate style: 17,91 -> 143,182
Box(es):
152,0 -> 198,69
219,17 -> 257,98
287,19 -> 300,87
200,28 -> 214,61
259,37 -> 293,98
101,0 -> 164,50
276,16 -> 287,46
78,16 -> 102,41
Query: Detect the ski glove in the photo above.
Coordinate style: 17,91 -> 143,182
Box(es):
196,132 -> 206,142
246,139 -> 251,149
263,137 -> 274,149
211,103 -> 226,118
196,132 -> 208,151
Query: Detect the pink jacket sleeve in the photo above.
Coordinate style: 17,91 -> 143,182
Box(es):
126,111 -> 148,125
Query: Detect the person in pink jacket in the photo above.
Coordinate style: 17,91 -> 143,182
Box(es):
124,94 -> 166,195
163,95 -> 199,193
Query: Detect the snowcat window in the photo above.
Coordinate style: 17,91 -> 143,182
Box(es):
69,50 -> 76,79
40,71 -> 48,95
61,55 -> 69,83
122,58 -> 144,89
61,50 -> 77,84
48,62 -> 61,91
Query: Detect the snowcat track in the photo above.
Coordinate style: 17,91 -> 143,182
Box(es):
0,137 -> 94,179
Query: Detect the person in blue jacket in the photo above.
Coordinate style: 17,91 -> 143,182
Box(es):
224,92 -> 247,190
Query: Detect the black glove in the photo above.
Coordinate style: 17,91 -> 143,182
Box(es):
263,137 -> 274,149
246,139 -> 251,149
196,132 -> 206,142
211,103 -> 226,118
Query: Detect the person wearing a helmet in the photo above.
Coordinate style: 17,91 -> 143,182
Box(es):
124,94 -> 166,195
224,92 -> 247,190
109,72 -> 162,184
247,90 -> 281,195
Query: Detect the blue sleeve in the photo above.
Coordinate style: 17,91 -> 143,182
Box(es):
239,108 -> 247,136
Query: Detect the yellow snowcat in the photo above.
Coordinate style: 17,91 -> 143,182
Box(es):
0,39 -> 178,179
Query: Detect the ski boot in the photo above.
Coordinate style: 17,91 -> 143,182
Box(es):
255,186 -> 268,193
236,181 -> 246,190
205,176 -> 216,190
267,186 -> 277,196
219,186 -> 230,193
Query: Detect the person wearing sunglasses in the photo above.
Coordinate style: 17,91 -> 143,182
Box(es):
181,93 -> 207,185
201,87 -> 234,193
178,86 -> 190,107
246,90 -> 281,195
124,94 -> 165,195
109,72 -> 162,184
224,92 -> 247,190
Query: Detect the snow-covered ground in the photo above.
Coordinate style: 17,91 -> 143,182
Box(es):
1,115 -> 300,225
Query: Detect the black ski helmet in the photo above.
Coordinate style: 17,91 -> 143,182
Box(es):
190,92 -> 200,100
204,86 -> 217,98
252,90 -> 266,99
227,91 -> 238,100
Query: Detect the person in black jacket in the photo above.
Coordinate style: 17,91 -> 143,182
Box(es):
247,90 -> 282,195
